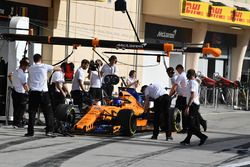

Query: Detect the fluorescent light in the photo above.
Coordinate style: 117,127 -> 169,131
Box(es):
181,18 -> 195,22
230,26 -> 243,30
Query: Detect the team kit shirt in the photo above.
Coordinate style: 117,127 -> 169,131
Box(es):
51,71 -> 65,92
101,64 -> 118,83
144,84 -> 167,100
28,63 -> 53,92
126,76 -> 137,89
186,79 -> 200,105
175,71 -> 187,97
171,74 -> 178,86
90,71 -> 102,88
12,68 -> 28,94
72,67 -> 86,91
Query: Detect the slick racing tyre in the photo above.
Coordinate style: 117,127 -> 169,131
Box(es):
54,104 -> 77,135
117,109 -> 136,136
55,104 -> 76,124
171,108 -> 182,132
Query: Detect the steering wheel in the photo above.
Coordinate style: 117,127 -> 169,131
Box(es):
103,74 -> 120,85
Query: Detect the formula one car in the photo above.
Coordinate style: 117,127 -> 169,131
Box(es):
54,75 -> 182,136
54,77 -> 146,136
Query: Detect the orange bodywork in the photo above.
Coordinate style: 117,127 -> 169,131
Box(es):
202,46 -> 221,57
75,91 -> 147,133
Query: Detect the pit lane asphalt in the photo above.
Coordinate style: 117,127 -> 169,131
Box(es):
0,106 -> 249,167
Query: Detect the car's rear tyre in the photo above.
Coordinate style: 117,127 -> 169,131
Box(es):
55,104 -> 76,124
54,104 -> 76,134
172,108 -> 182,132
117,109 -> 136,136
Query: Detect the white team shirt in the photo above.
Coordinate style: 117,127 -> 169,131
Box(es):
171,74 -> 178,86
72,67 -> 85,91
28,63 -> 53,92
144,84 -> 167,100
175,71 -> 187,97
12,68 -> 28,93
51,71 -> 65,92
186,79 -> 200,105
126,76 -> 137,89
90,71 -> 102,88
101,64 -> 118,83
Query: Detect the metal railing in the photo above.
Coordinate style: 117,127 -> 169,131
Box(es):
198,71 -> 250,111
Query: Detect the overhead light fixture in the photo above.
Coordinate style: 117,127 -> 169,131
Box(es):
115,0 -> 127,13
210,1 -> 226,6
181,18 -> 195,22
234,5 -> 249,12
230,26 -> 243,30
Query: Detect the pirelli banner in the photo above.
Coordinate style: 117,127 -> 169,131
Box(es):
181,0 -> 250,26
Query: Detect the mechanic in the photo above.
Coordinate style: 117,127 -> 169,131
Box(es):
126,70 -> 139,90
25,54 -> 60,137
100,55 -> 118,97
180,69 -> 208,146
166,67 -> 178,86
169,64 -> 188,133
167,64 -> 207,133
141,84 -> 173,141
88,59 -> 103,105
50,63 -> 70,112
71,59 -> 90,112
11,57 -> 29,128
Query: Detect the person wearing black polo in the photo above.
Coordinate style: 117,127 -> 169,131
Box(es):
25,54 -> 60,137
141,84 -> 173,141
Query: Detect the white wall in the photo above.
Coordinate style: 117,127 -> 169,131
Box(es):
142,51 -> 169,88
198,59 -> 208,76
141,52 -> 186,88
215,60 -> 224,76
6,16 -> 29,120
170,52 -> 185,69
8,17 -> 29,73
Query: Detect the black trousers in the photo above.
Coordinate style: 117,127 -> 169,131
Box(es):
175,96 -> 187,131
89,87 -> 102,101
51,91 -> 65,113
153,94 -> 172,137
71,90 -> 83,111
183,103 -> 206,142
102,83 -> 113,97
12,90 -> 28,126
27,91 -> 54,134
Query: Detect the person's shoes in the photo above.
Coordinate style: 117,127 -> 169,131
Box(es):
23,125 -> 28,128
166,136 -> 173,141
151,135 -> 157,140
46,132 -> 57,138
199,135 -> 208,146
180,140 -> 190,145
201,120 -> 207,132
24,133 -> 34,137
13,125 -> 19,129
177,129 -> 187,134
